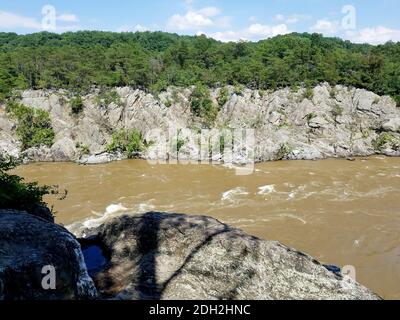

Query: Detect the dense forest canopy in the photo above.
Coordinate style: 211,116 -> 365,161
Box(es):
0,31 -> 399,104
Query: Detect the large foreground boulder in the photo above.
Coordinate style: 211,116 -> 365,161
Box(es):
78,212 -> 380,300
0,210 -> 97,300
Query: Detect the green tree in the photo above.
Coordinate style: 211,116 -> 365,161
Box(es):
70,95 -> 84,114
6,102 -> 55,150
190,85 -> 218,127
0,156 -> 56,217
107,129 -> 147,158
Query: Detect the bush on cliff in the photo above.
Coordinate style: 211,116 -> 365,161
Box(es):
217,87 -> 230,107
395,95 -> 400,108
96,90 -> 123,108
0,156 -> 55,217
70,95 -> 84,115
190,85 -> 218,127
6,102 -> 55,150
106,128 -> 147,158
373,133 -> 400,151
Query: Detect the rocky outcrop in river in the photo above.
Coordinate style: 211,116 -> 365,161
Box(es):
0,209 -> 380,300
0,210 -> 97,300
73,212 -> 380,300
0,84 -> 399,163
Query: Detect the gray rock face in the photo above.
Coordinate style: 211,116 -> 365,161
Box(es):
382,117 -> 400,133
0,210 -> 97,300
1,84 -> 399,163
79,212 -> 380,300
78,152 -> 125,165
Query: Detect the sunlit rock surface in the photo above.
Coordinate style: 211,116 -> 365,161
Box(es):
75,212 -> 381,300
1,84 -> 399,163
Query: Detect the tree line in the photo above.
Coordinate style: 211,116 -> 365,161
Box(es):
0,31 -> 399,105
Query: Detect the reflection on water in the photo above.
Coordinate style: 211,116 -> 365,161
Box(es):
14,157 -> 400,299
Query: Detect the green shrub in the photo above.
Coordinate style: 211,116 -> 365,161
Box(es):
305,112 -> 317,125
218,131 -> 233,156
171,129 -> 186,154
173,138 -> 186,153
329,87 -> 337,99
233,84 -> 245,96
190,85 -> 218,127
76,142 -> 90,155
0,156 -> 56,217
219,134 -> 226,155
290,84 -> 300,93
373,133 -> 400,151
361,128 -> 371,139
171,89 -> 180,103
303,87 -> 314,101
106,129 -> 146,158
6,102 -> 55,150
150,79 -> 168,95
275,143 -> 292,160
164,99 -> 172,108
217,87 -> 229,107
70,95 -> 84,115
96,90 -> 123,108
394,95 -> 400,108
331,104 -> 344,120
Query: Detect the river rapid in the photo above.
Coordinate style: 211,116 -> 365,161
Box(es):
14,156 -> 400,299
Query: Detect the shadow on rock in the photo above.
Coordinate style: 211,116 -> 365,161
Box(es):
80,212 -> 380,300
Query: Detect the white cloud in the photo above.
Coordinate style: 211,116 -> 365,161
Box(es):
0,11 -> 41,29
206,23 -> 290,42
168,11 -> 213,30
345,26 -> 400,44
57,13 -> 79,22
310,19 -> 340,35
167,6 -> 230,31
197,6 -> 220,17
310,16 -> 400,44
0,10 -> 80,32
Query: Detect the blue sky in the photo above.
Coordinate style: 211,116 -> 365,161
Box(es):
0,0 -> 399,44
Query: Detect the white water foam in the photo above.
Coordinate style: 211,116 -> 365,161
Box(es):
137,202 -> 156,213
67,204 -> 128,234
221,187 -> 249,202
257,185 -> 276,195
105,204 -> 127,215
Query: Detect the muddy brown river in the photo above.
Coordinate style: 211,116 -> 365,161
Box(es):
14,157 -> 400,299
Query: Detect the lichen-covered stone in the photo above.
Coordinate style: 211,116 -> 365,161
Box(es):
0,210 -> 97,300
79,212 -> 380,300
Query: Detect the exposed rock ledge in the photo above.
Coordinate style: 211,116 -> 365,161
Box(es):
0,210 -> 97,300
0,209 -> 382,300
0,84 -> 399,164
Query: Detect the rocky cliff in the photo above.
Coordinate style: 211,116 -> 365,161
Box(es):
0,84 -> 399,163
